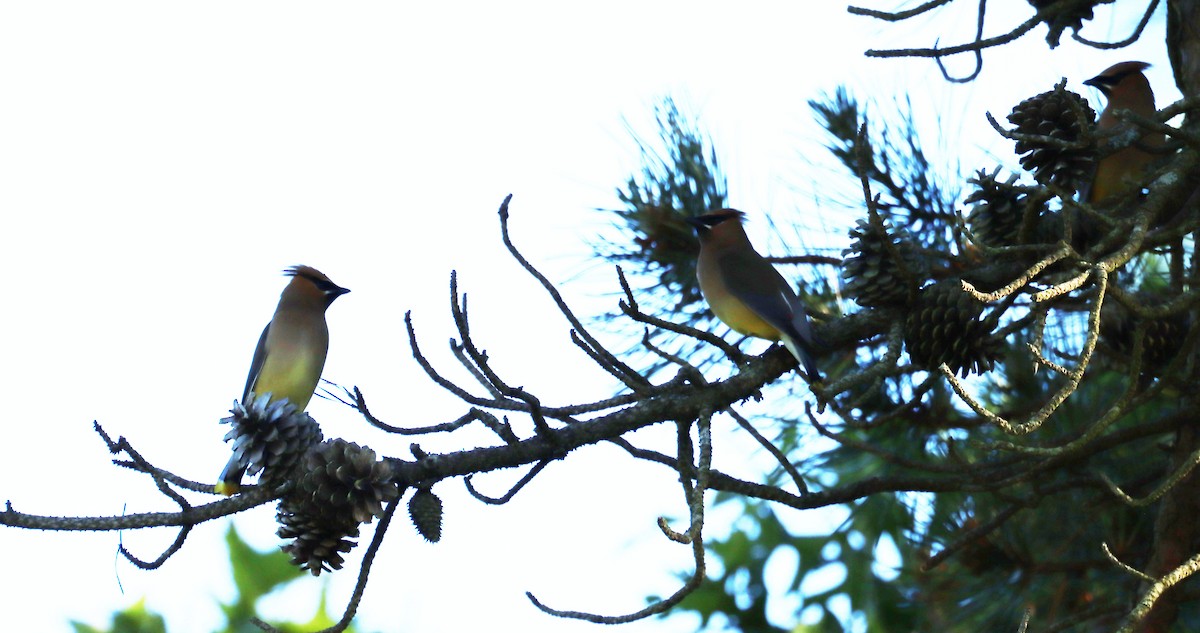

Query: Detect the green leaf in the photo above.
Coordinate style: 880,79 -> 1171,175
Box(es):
71,598 -> 166,633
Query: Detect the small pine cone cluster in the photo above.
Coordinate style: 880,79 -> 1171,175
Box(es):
1007,81 -> 1096,192
965,170 -> 1026,248
276,439 -> 400,575
904,280 -> 1002,376
965,170 -> 1062,248
842,217 -> 928,308
1100,297 -> 1191,372
408,487 -> 444,543
1026,0 -> 1107,47
219,392 -> 323,488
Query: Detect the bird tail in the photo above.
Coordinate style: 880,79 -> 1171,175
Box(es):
781,334 -> 821,380
214,458 -> 245,496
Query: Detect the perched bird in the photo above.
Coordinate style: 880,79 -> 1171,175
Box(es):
1081,61 -> 1164,206
215,265 -> 350,495
687,209 -> 820,378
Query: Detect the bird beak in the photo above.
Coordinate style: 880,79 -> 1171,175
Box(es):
333,285 -> 350,296
685,216 -> 707,230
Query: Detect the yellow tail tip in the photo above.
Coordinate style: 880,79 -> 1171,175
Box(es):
214,481 -> 240,496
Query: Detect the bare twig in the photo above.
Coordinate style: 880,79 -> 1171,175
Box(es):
847,0 -> 954,21
527,411 -> 711,624
822,321 -> 905,399
0,490 -> 276,531
764,254 -> 843,266
497,195 -> 647,388
328,384 -> 518,439
933,0 -> 986,83
1116,551 -> 1200,633
861,14 -> 1042,61
727,409 -> 808,495
959,244 -> 1072,303
1099,445 -> 1200,507
947,265 -> 1109,436
1103,542 -> 1155,582
118,522 -> 193,570
464,460 -> 553,505
1072,0 -> 1159,49
617,266 -> 747,365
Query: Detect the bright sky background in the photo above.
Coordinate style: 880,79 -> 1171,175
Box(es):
0,2 -> 1176,632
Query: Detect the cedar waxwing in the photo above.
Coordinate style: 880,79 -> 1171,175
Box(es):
215,265 -> 349,496
1082,61 -> 1164,205
687,209 -> 821,378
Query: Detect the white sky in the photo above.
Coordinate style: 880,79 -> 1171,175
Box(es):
0,2 -> 1176,632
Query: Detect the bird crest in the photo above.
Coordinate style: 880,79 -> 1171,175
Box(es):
688,209 -> 747,231
1083,61 -> 1151,96
284,265 -> 349,297
284,265 -> 333,284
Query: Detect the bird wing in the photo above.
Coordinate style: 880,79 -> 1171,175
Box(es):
719,250 -> 821,377
242,323 -> 270,402
784,290 -> 820,349
717,250 -> 801,339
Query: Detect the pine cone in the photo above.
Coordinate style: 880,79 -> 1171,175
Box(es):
276,439 -> 400,575
1027,0 -> 1111,47
1007,81 -> 1096,192
297,439 -> 399,524
842,217 -> 928,308
965,169 -> 1058,247
219,392 -> 323,488
905,280 -> 1002,376
276,498 -> 360,575
1100,296 -> 1191,373
408,488 -> 444,543
965,170 -> 1025,247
